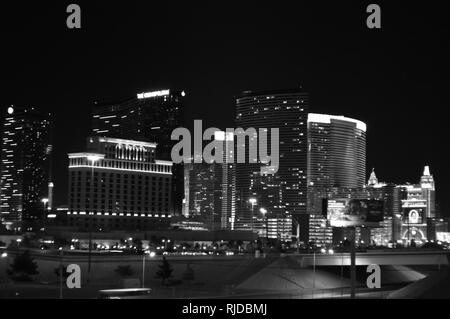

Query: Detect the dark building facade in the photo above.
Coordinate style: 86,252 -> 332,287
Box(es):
66,137 -> 173,231
0,106 -> 52,231
91,89 -> 185,215
183,131 -> 235,231
235,88 -> 308,240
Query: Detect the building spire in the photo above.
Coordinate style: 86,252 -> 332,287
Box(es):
368,168 -> 378,186
421,165 -> 435,190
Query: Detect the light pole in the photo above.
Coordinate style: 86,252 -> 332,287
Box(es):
350,227 -> 356,299
87,155 -> 102,284
41,198 -> 49,231
249,198 -> 257,253
260,208 -> 268,248
321,221 -> 327,248
59,247 -> 63,299
312,251 -> 316,298
1,252 -> 8,283
142,250 -> 155,288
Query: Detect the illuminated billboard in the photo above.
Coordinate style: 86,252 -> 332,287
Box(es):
327,199 -> 384,227
436,232 -> 450,243
403,208 -> 425,224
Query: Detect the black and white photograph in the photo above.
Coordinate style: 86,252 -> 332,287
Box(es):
1,0 -> 450,308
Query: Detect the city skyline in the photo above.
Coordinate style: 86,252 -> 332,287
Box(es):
1,2 -> 447,215
2,1 -> 450,302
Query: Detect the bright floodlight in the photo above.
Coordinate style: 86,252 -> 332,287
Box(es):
87,155 -> 103,162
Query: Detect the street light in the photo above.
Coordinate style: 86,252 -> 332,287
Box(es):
249,198 -> 257,234
260,208 -> 268,245
41,198 -> 49,231
249,198 -> 257,254
142,250 -> 154,288
87,154 -> 103,284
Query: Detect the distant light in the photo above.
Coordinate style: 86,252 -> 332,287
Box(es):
7,107 -> 14,115
87,155 -> 103,163
137,89 -> 170,99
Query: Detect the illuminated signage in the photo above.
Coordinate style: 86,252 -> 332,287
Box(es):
436,232 -> 450,243
403,208 -> 424,224
137,90 -> 170,99
327,199 -> 384,227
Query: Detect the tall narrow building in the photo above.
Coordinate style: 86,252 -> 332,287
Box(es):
235,88 -> 308,240
1,106 -> 52,231
91,89 -> 185,215
183,131 -> 236,231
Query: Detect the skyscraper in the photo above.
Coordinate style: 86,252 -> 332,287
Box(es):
235,88 -> 308,239
307,113 -> 367,244
307,113 -> 367,191
0,106 -> 52,231
183,131 -> 235,231
91,89 -> 185,215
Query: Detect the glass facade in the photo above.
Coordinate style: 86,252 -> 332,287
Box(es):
0,106 -> 52,231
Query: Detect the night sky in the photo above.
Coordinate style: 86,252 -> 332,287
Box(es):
1,1 -> 449,215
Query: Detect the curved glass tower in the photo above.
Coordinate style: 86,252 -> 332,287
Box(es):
235,88 -> 308,239
307,113 -> 367,213
308,113 -> 367,189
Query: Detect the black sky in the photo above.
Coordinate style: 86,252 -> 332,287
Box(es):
1,1 -> 449,215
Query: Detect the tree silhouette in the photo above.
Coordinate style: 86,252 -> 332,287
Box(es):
155,257 -> 173,285
7,250 -> 39,282
182,263 -> 195,286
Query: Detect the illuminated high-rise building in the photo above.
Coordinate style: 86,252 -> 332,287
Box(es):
0,106 -> 52,231
66,137 -> 173,231
307,113 -> 367,245
183,132 -> 236,231
399,166 -> 437,244
307,113 -> 367,192
91,89 -> 185,215
235,88 -> 308,239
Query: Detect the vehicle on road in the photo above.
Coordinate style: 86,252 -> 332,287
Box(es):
97,288 -> 152,299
